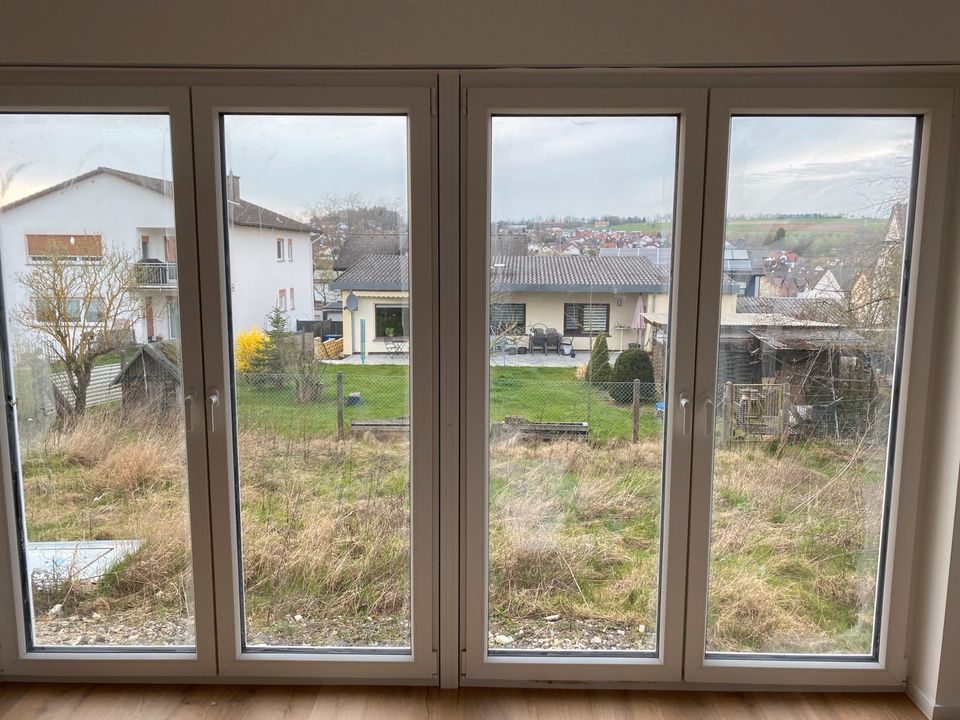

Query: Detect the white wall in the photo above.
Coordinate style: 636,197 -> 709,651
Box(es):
0,175 -> 314,344
1,1 -> 958,68
340,290 -> 408,355
0,173 -> 176,345
907,109 -> 960,718
228,226 -> 313,333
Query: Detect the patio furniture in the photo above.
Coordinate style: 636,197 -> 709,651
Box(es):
529,326 -> 547,354
386,338 -> 408,358
560,337 -> 574,356
544,328 -> 561,354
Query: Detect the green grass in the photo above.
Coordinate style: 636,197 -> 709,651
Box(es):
722,216 -> 888,261
237,364 -> 662,443
608,222 -> 670,233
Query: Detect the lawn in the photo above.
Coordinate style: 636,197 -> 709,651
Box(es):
236,364 -> 662,443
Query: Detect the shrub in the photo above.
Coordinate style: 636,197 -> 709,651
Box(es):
235,327 -> 269,374
608,349 -> 655,404
585,334 -> 611,384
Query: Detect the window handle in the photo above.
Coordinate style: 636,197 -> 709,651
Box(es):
207,389 -> 220,433
703,397 -> 715,437
183,393 -> 194,433
679,393 -> 691,435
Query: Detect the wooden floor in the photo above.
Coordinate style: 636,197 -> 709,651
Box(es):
0,684 -> 925,719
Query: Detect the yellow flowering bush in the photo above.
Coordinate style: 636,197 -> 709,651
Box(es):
235,327 -> 269,373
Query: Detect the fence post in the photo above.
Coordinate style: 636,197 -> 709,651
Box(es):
721,381 -> 733,447
336,371 -> 345,438
780,382 -> 791,440
632,379 -> 641,443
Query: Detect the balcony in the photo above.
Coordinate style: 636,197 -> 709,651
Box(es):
133,260 -> 178,287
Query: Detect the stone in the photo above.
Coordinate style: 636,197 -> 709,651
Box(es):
493,634 -> 514,645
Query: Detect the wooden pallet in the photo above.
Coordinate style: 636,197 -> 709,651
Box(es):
350,418 -> 410,435
491,419 -> 589,441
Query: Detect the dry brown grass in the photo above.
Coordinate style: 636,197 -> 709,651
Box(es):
488,439 -> 661,627
22,408 -> 885,654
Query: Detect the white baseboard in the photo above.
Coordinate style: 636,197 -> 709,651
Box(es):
908,680 -> 960,719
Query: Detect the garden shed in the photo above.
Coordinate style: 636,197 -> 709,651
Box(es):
112,340 -> 182,417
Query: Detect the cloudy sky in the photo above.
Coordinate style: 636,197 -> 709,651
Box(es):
0,112 -> 916,221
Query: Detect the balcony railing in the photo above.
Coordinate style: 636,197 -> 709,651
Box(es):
133,260 -> 178,287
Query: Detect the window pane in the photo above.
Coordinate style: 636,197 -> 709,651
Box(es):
222,115 -> 411,650
488,116 -> 678,654
0,114 -> 195,648
705,116 -> 918,656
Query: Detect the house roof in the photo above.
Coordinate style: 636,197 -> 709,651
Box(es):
333,233 -> 406,272
330,254 -> 680,293
491,255 -> 670,291
736,296 -> 849,324
749,327 -> 870,351
329,254 -> 409,291
597,245 -> 762,278
642,312 -> 838,329
330,253 -> 742,294
112,340 -> 182,386
1,166 -> 315,234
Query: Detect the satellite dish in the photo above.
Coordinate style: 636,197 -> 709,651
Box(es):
345,293 -> 359,312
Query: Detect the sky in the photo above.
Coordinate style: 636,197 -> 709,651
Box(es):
0,112 -> 917,222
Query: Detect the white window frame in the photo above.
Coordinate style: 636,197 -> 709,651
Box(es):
0,68 -> 953,694
0,82 -> 217,680
460,82 -> 708,685
276,237 -> 284,261
684,86 -> 954,688
287,237 -> 293,261
190,78 -> 439,682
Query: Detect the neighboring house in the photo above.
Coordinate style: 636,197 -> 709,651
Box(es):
329,254 -> 741,355
850,202 -> 908,327
802,268 -> 846,301
598,243 -> 764,295
0,167 -> 314,348
332,233 -> 406,274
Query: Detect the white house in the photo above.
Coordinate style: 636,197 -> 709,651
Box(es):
0,167 -> 315,349
329,254 -> 742,356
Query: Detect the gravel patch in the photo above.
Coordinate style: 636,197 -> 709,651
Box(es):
490,617 -> 655,652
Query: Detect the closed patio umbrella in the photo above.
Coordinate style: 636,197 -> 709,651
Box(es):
631,296 -> 646,346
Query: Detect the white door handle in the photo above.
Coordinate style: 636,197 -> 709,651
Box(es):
679,393 -> 691,435
207,390 -> 220,433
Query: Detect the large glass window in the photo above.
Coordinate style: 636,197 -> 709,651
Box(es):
221,114 -> 412,650
0,113 -> 195,648
704,115 -> 919,656
486,115 -> 678,654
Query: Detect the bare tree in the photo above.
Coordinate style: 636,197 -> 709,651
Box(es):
17,247 -> 143,418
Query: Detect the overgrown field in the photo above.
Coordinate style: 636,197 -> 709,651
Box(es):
18,366 -> 885,654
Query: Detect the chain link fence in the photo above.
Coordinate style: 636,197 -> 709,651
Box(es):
235,371 -> 665,443
714,381 -> 891,447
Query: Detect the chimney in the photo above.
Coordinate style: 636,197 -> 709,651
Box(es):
226,172 -> 241,201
